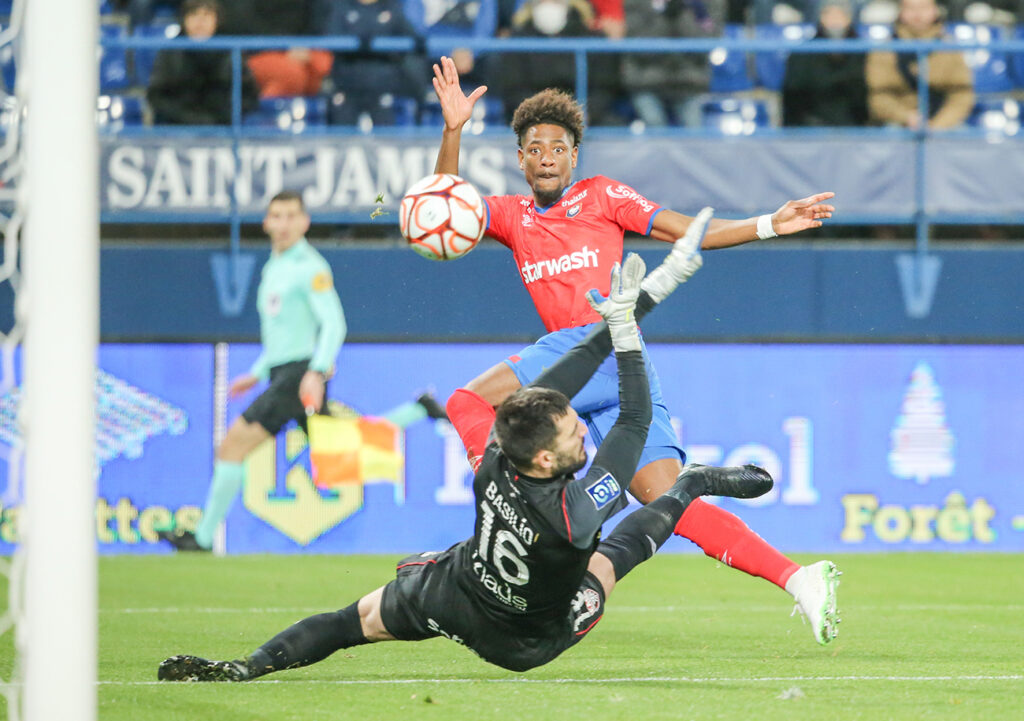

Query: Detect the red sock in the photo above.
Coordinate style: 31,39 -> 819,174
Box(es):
445,389 -> 497,473
674,498 -> 799,589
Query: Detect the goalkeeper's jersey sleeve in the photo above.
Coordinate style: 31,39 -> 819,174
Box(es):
249,238 -> 347,380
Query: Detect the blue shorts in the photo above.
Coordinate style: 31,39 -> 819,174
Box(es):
504,325 -> 685,473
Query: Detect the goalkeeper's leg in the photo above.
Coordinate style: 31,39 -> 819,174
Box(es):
158,588 -> 390,682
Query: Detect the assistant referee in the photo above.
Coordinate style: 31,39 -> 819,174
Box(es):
160,189 -> 345,552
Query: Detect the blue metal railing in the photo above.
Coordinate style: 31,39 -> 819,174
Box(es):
97,33 -> 1024,286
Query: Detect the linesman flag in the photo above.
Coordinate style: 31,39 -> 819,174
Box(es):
306,413 -> 404,489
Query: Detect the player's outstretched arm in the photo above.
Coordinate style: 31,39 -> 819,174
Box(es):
560,255 -> 653,547
767,191 -> 836,236
432,55 -> 487,175
529,215 -> 712,401
640,206 -> 710,304
650,193 -> 834,250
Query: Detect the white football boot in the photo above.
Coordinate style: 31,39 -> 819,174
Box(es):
786,560 -> 841,645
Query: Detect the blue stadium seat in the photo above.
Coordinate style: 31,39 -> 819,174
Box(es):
856,23 -> 893,41
0,24 -> 14,92
0,95 -> 17,134
419,95 -> 502,129
382,95 -> 416,127
967,97 -> 1021,135
701,97 -> 771,134
947,23 -> 1013,94
1012,25 -> 1024,87
753,23 -> 815,91
97,94 -> 146,130
100,22 -> 131,92
327,92 -> 418,127
710,24 -> 754,92
404,0 -> 498,40
133,19 -> 181,87
418,100 -> 443,127
0,1 -> 11,17
245,96 -> 328,133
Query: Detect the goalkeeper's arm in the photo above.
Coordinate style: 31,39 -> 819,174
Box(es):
529,207 -> 712,400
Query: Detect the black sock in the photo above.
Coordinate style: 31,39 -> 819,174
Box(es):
244,601 -> 369,679
597,494 -> 689,582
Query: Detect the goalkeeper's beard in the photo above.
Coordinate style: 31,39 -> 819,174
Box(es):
552,447 -> 589,477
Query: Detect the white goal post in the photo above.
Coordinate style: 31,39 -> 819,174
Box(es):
20,0 -> 99,719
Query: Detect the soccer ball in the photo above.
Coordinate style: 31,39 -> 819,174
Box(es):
399,174 -> 486,261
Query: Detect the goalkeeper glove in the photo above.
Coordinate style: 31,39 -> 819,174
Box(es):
641,206 -> 712,304
586,253 -> 646,353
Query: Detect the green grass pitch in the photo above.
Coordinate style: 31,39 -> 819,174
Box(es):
2,552 -> 1022,720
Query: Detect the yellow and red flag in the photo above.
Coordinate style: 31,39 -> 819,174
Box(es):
307,413 -> 404,490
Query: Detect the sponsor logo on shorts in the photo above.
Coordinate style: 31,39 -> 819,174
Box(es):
427,618 -> 467,646
585,473 -> 620,510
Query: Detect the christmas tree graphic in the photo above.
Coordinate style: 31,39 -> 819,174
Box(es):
888,362 -> 955,484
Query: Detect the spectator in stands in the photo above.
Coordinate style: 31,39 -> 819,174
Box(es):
405,0 -> 499,111
622,0 -> 725,128
220,0 -> 332,98
405,0 -> 499,38
147,0 -> 260,124
592,0 -> 628,38
865,0 -> 974,129
751,0 -> 826,24
315,0 -> 428,126
944,0 -> 1023,23
495,0 -> 626,125
783,0 -> 868,126
112,0 -> 184,30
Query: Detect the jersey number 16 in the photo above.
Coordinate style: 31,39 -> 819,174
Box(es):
478,500 -> 529,586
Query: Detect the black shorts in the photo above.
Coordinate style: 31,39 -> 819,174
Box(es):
241,359 -> 327,436
379,545 -> 606,672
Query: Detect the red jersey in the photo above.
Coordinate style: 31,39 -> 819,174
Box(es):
484,176 -> 662,332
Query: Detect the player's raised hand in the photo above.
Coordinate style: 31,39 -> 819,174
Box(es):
769,192 -> 835,236
587,253 -> 646,353
432,55 -> 487,132
641,207 -> 711,304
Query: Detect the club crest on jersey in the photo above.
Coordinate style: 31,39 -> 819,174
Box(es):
566,203 -> 582,218
585,473 -> 620,509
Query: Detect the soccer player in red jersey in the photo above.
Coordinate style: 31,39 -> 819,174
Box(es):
432,56 -> 841,644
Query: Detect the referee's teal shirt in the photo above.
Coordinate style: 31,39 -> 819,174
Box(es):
249,238 -> 346,380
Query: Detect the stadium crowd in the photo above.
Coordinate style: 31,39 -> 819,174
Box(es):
22,0 -> 1024,130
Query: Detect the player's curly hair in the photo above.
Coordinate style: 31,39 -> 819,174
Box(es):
511,89 -> 585,148
494,386 -> 572,472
